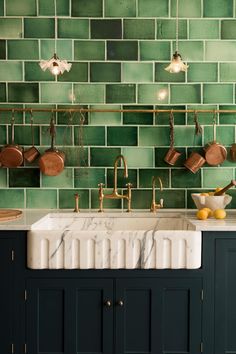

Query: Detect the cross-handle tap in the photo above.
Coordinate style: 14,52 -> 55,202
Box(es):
150,176 -> 164,212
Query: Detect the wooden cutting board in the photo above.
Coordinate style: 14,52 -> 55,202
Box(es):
0,209 -> 22,222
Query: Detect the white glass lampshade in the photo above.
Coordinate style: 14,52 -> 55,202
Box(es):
165,51 -> 188,73
39,54 -> 72,76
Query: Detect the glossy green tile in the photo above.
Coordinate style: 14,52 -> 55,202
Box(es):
155,147 -> 186,167
140,41 -> 170,61
219,105 -> 236,124
105,0 -> 136,17
0,83 -> 6,102
203,168 -> 234,188
59,189 -> 89,209
203,126 -> 234,146
24,18 -> 54,38
90,147 -> 121,166
107,127 -> 137,146
74,84 -> 105,104
205,42 -> 236,61
171,169 -> 201,188
187,105 -> 217,125
171,84 -> 201,104
57,105 -> 88,125
6,0 -> 36,15
123,105 -> 154,125
124,19 -> 155,39
42,169 -> 73,188
138,84 -> 169,104
203,84 -> 233,104
0,189 -> 24,208
74,126 -> 105,146
155,63 -> 185,83
0,170 -> 7,188
204,0 -> 233,17
91,189 -> 122,210
0,0 -> 3,15
0,41 -> 6,59
220,64 -> 236,82
64,147 -> 88,167
9,168 -> 40,188
139,127 -> 169,146
74,41 -> 105,61
25,62 -> 54,82
0,125 -> 8,144
221,20 -> 236,39
8,40 -> 39,60
72,0 -> 102,17
139,169 -> 169,188
171,0 -> 201,17
189,20 -> 219,39
107,41 -> 138,61
25,105 -> 55,124
41,125 -> 72,146
138,0 -> 168,17
26,189 -> 57,209
123,63 -> 153,83
58,19 -> 89,39
74,168 -> 105,188
41,83 -> 72,104
12,125 -> 39,145
156,20 -> 187,39
130,189 -> 152,209
41,40 -> 73,60
107,168 -> 137,188
121,147 -> 154,168
91,20 -> 122,39
39,0 -> 69,16
58,63 -> 88,83
188,63 -> 218,82
174,126 -> 202,146
106,84 -> 136,104
0,105 -> 23,124
91,63 -> 121,82
131,189 -> 186,209
89,105 -> 122,125
0,19 -> 22,38
8,83 -> 38,103
177,41 -> 204,61
155,106 -> 186,125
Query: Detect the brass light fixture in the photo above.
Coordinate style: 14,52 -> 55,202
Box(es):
39,0 -> 72,76
165,0 -> 188,73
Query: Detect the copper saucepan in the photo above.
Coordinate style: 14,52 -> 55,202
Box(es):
39,116 -> 65,176
0,111 -> 23,168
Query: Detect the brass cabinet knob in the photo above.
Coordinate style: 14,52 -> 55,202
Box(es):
117,300 -> 124,307
104,300 -> 112,308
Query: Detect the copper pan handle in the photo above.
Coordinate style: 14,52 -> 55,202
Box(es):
11,110 -> 15,144
49,114 -> 56,150
214,180 -> 236,196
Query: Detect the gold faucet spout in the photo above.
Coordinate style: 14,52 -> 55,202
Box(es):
113,154 -> 128,193
150,176 -> 163,212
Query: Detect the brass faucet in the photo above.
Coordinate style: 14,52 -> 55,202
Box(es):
98,155 -> 132,212
74,193 -> 80,213
150,176 -> 164,212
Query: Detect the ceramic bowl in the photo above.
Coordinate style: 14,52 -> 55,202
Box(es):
191,193 -> 232,211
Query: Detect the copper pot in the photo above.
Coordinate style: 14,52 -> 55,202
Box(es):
164,111 -> 181,165
184,152 -> 206,173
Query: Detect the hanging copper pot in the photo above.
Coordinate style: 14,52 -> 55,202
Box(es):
164,110 -> 182,165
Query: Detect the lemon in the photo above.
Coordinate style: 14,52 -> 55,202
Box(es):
202,207 -> 213,217
196,209 -> 209,220
208,192 -> 215,196
200,193 -> 209,196
214,209 -> 226,219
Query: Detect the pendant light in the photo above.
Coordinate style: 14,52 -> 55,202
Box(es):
165,0 -> 188,73
39,0 -> 72,76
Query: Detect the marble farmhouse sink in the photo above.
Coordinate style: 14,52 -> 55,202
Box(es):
27,213 -> 201,270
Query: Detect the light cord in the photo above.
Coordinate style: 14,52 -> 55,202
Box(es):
54,0 -> 57,54
175,0 -> 179,52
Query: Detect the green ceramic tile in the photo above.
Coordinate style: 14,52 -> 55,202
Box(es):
89,105 -> 122,125
0,19 -> 22,38
41,125 -> 72,146
131,189 -> 186,209
107,127 -> 137,146
177,41 -> 204,61
174,126 -> 202,146
105,0 -> 136,17
203,84 -> 233,104
58,19 -> 89,39
41,40 -> 73,60
155,106 -> 186,125
106,84 -> 136,104
12,125 -> 39,145
205,42 -> 236,61
0,106 -> 23,124
0,126 -> 7,145
0,169 -> 7,188
188,63 -> 218,82
155,63 -> 185,83
219,105 -> 236,124
123,105 -> 154,125
41,83 -> 73,104
0,0 -> 3,15
74,126 -> 105,146
138,0 -> 168,17
0,61 -> 21,83
91,20 -> 122,39
91,189 -> 122,210
24,18 -> 54,38
155,147 -> 186,167
187,105 -> 217,125
171,0 -> 201,17
139,127 -> 169,146
8,40 -> 39,60
204,0 -> 233,17
9,168 -> 40,188
8,83 -> 39,103
156,20 -> 187,39
140,41 -> 170,61
189,20 -> 219,39
26,189 -> 57,209
74,168 -> 105,188
0,189 -> 24,208
58,63 -> 88,83
0,83 -> 6,102
130,189 -> 152,209
90,147 -> 121,166
107,41 -> 138,61
42,169 -> 73,188
59,189 -> 89,209
203,126 -> 234,146
107,168 -> 137,188
25,62 -> 54,82
221,20 -> 236,39
138,84 -> 169,104
74,84 -> 105,104
74,41 -> 105,61
0,41 -> 6,59
25,105 -> 55,124
203,168 -> 234,188
171,84 -> 201,104
171,169 -> 201,188
57,105 -> 88,125
64,147 -> 88,167
72,0 -> 102,17
6,0 -> 36,15
139,169 -> 169,188
123,63 -> 153,83
121,147 -> 154,168
124,19 -> 155,39
220,64 -> 236,82
39,0 -> 69,16
90,63 -> 121,82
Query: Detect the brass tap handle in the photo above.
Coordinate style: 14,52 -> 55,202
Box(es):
74,193 -> 80,213
98,183 -> 105,212
160,198 -> 164,208
126,183 -> 132,212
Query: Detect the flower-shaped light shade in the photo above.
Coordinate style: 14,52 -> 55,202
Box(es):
39,53 -> 72,76
165,51 -> 188,73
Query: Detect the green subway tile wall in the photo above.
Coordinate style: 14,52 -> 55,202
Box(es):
1,0 -> 236,209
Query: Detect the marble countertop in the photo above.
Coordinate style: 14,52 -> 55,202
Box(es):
1,208 -> 236,231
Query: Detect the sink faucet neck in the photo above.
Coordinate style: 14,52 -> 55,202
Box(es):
113,155 -> 128,192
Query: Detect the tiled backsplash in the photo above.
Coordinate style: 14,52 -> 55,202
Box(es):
0,0 -> 236,209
